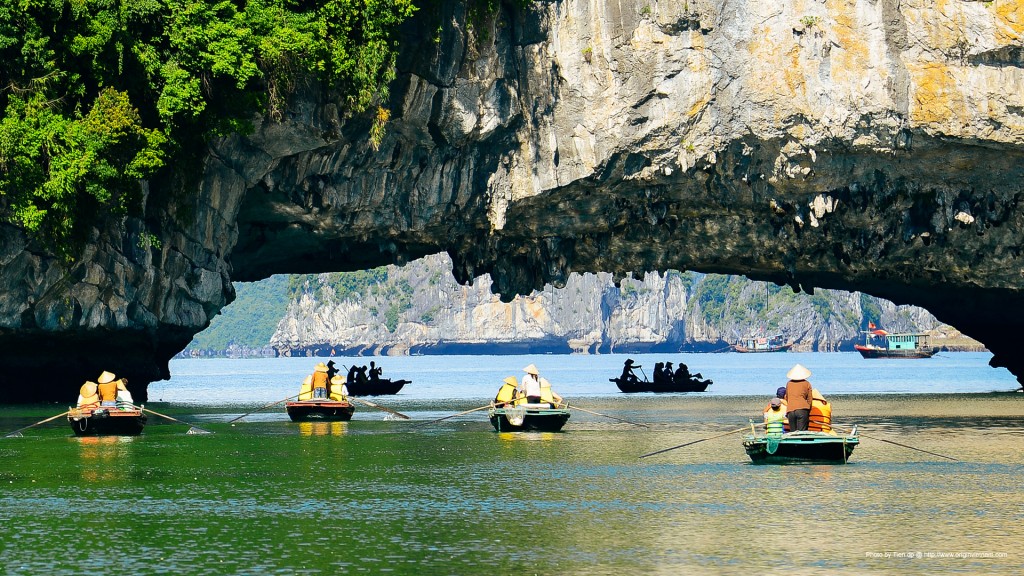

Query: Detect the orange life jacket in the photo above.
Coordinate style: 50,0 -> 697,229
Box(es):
97,381 -> 118,402
312,371 -> 329,390
809,399 -> 833,432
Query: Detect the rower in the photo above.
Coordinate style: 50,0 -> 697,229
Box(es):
495,377 -> 519,406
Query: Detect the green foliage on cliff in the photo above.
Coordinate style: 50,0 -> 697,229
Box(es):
0,0 -> 416,258
187,274 -> 291,351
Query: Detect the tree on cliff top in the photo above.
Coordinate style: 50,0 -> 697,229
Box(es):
0,0 -> 416,259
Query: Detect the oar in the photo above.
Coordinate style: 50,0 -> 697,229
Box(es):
416,404 -> 494,426
639,424 -> 761,459
349,397 -> 410,419
830,423 -> 958,462
227,394 -> 300,424
4,410 -> 70,438
567,404 -> 648,428
137,406 -> 213,435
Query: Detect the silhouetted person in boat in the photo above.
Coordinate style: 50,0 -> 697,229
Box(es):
369,361 -> 382,383
346,365 -> 359,388
653,362 -> 667,385
665,362 -> 675,382
356,365 -> 369,386
620,359 -> 641,383
326,361 -> 339,382
672,363 -> 692,383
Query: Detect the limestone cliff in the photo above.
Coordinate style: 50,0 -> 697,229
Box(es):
267,253 -> 952,356
3,0 -> 1024,401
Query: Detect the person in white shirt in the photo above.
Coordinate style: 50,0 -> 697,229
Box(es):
520,364 -> 542,403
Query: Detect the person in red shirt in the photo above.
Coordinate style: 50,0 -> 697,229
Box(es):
784,364 -> 814,431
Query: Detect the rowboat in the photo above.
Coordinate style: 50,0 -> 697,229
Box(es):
346,378 -> 410,396
742,429 -> 859,464
488,404 -> 570,432
68,406 -> 147,436
855,329 -> 936,359
285,400 -> 355,422
609,377 -> 711,393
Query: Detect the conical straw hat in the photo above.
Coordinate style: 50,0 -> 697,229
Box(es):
522,364 -> 539,375
786,364 -> 812,381
314,362 -> 328,373
97,371 -> 116,384
503,376 -> 518,386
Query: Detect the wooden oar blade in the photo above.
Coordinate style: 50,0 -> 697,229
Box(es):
186,427 -> 212,435
351,398 -> 410,419
4,431 -> 23,438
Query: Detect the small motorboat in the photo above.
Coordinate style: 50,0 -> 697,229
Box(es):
68,406 -> 147,436
488,404 -> 570,432
285,399 -> 355,422
742,428 -> 859,464
855,328 -> 936,359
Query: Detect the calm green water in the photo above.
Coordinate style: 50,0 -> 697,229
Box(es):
1,394 -> 1022,575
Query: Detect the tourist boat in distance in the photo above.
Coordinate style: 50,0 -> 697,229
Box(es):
68,406 -> 147,436
854,328 -> 937,359
488,404 -> 570,432
742,428 -> 860,464
285,399 -> 355,422
733,334 -> 793,353
346,378 -> 411,396
609,376 -> 712,393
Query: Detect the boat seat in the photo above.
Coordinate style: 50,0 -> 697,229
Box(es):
523,403 -> 552,409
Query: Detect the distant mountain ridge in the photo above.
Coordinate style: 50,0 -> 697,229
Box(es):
182,254 -> 981,357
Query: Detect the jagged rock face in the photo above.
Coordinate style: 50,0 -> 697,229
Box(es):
270,254 -> 950,357
2,0 -> 1024,401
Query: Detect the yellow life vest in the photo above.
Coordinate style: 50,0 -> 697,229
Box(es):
539,382 -> 554,404
495,382 -> 517,403
763,408 -> 787,436
298,375 -> 313,401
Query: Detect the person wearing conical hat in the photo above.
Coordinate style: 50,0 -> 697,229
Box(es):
329,375 -> 349,402
311,362 -> 330,399
495,376 -> 519,406
620,359 -> 641,383
96,371 -> 119,407
77,381 -> 100,408
784,364 -> 814,432
521,364 -> 542,404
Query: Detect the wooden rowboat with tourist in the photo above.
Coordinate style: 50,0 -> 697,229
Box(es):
742,428 -> 860,464
487,404 -> 571,432
284,399 -> 355,422
68,406 -> 147,436
609,376 -> 712,393
346,378 -> 410,396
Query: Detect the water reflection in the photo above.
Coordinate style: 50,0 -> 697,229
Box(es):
296,421 -> 348,436
496,431 -> 560,443
75,435 -> 135,483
